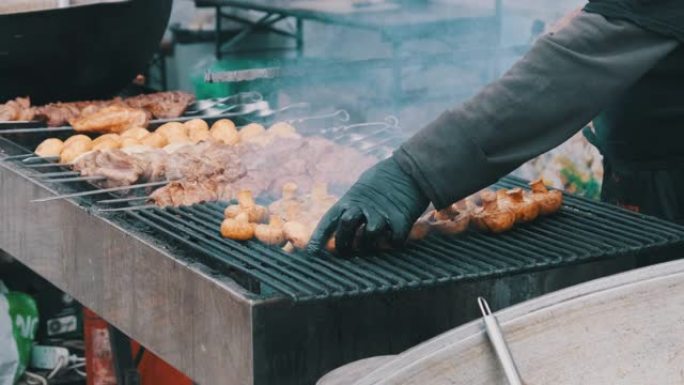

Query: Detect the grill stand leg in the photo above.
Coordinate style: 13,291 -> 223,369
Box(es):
214,7 -> 300,58
108,325 -> 140,385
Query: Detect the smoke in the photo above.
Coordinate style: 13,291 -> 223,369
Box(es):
272,0 -> 585,135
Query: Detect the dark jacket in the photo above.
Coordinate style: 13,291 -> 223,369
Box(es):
394,9 -> 681,212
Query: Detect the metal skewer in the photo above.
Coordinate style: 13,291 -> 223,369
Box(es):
0,125 -> 75,134
478,297 -> 523,385
31,180 -> 171,203
353,136 -> 401,150
286,109 -> 351,125
23,156 -> 59,164
242,102 -> 311,122
333,128 -> 391,145
2,154 -> 34,161
24,163 -> 71,169
320,115 -> 399,136
96,196 -> 150,204
37,171 -> 80,178
152,103 -> 246,122
43,175 -> 106,183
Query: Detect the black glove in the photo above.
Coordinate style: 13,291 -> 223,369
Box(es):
307,156 -> 430,255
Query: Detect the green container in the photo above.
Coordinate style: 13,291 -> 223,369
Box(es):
1,291 -> 39,383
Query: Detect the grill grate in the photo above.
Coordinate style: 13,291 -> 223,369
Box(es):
121,176 -> 684,302
5,123 -> 684,302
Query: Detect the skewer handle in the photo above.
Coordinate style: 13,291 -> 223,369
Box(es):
0,126 -> 74,134
43,175 -> 106,183
478,297 -> 523,385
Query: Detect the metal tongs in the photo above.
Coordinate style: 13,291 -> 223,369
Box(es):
478,297 -> 523,385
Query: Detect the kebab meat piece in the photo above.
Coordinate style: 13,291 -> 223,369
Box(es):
529,178 -> 564,215
422,181 -> 563,237
75,149 -> 145,187
152,179 -> 229,207
408,220 -> 431,241
471,190 -> 516,233
504,188 -> 540,223
72,141 -> 246,188
34,100 -> 107,126
1,91 -> 193,125
68,105 -> 149,134
425,201 -> 471,235
46,119 -> 374,209
149,131 -> 376,208
219,177 -> 563,251
0,97 -> 34,121
23,91 -> 194,127
236,134 -> 376,200
123,91 -> 194,119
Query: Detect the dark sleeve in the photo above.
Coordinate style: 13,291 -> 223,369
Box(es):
393,11 -> 679,209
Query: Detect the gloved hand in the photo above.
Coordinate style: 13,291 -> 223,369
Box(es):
307,157 -> 430,255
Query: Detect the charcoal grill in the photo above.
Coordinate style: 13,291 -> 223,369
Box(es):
1,114 -> 684,385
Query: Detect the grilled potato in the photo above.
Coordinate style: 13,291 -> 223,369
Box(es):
120,127 -> 150,141
210,119 -> 239,145
35,138 -> 64,158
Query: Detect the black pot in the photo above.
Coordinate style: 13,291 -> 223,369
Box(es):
0,0 -> 173,104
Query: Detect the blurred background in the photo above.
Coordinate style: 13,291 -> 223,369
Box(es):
0,0 -> 600,197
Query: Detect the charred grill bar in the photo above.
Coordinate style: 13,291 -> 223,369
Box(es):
2,114 -> 684,385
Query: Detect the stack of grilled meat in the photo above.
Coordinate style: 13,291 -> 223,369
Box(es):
0,91 -> 194,127
35,118 -> 377,207
73,141 -> 246,191
0,97 -> 34,121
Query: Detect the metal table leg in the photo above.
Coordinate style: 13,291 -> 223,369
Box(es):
215,5 -> 222,59
213,7 -> 300,58
109,325 -> 140,385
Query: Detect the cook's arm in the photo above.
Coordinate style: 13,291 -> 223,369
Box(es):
394,11 -> 679,209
